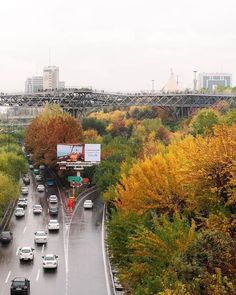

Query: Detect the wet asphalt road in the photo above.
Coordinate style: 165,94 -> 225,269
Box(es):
0,171 -> 108,295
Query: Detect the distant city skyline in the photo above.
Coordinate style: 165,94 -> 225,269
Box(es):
0,0 -> 236,92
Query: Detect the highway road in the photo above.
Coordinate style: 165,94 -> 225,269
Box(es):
0,171 -> 109,295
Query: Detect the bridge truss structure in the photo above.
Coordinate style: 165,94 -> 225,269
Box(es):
1,90 -> 236,117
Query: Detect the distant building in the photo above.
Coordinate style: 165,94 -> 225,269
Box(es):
198,73 -> 232,91
25,78 -> 32,94
43,66 -> 59,90
59,81 -> 65,89
25,76 -> 43,93
162,70 -> 180,92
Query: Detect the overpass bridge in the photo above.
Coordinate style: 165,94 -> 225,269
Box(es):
1,90 -> 236,118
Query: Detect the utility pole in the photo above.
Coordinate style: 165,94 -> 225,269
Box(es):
151,80 -> 155,93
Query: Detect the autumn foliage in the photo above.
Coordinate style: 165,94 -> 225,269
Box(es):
24,105 -> 83,167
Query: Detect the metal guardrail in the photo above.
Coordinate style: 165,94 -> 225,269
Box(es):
0,199 -> 17,231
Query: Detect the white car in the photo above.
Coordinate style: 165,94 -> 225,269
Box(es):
21,187 -> 29,195
83,200 -> 93,209
33,204 -> 42,214
39,165 -> 45,170
35,175 -> 43,182
37,184 -> 45,192
29,164 -> 34,169
17,198 -> 28,208
19,247 -> 34,261
34,231 -> 47,244
47,219 -> 60,231
48,195 -> 58,204
42,254 -> 58,269
15,207 -> 25,217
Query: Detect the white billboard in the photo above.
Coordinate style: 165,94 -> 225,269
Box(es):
84,144 -> 101,162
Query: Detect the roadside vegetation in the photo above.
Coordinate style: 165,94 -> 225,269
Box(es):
0,131 -> 28,220
23,102 -> 236,294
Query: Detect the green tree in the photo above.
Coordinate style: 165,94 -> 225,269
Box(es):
190,109 -> 220,135
0,172 -> 19,209
0,152 -> 28,181
82,117 -> 107,135
222,109 -> 236,126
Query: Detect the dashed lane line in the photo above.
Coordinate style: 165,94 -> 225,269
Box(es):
5,271 -> 11,283
36,269 -> 40,281
16,247 -> 20,256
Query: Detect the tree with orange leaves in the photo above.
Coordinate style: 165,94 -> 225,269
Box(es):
24,105 -> 83,167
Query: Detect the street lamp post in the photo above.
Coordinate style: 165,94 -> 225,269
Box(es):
151,80 -> 155,93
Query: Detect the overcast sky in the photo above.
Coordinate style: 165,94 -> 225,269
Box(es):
0,0 -> 235,92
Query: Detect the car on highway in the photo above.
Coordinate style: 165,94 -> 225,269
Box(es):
33,204 -> 42,214
10,277 -> 30,294
37,184 -> 45,192
15,207 -> 25,217
17,198 -> 28,208
22,175 -> 30,185
48,203 -> 59,216
29,164 -> 34,169
21,186 -> 29,195
46,178 -> 55,186
42,254 -> 58,269
34,231 -> 47,244
35,174 -> 43,182
47,219 -> 60,231
83,199 -> 93,209
19,247 -> 34,261
0,231 -> 13,243
48,194 -> 58,204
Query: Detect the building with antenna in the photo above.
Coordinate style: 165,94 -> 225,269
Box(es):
43,66 -> 59,90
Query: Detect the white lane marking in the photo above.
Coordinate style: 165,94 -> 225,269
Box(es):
16,247 -> 20,256
36,269 -> 40,281
102,204 -> 112,295
5,271 -> 11,283
29,208 -> 31,214
23,226 -> 27,233
42,244 -> 44,254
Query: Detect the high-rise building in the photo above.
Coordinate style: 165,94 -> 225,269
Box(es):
25,76 -> 43,93
59,81 -> 65,89
43,66 -> 59,90
25,78 -> 33,94
198,73 -> 232,91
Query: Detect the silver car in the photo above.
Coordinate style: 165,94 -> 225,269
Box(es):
34,231 -> 47,244
15,207 -> 25,217
42,254 -> 58,269
19,247 -> 34,261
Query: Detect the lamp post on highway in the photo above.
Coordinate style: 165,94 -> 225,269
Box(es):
151,80 -> 155,93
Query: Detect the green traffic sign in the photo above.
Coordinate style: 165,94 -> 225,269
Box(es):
68,176 -> 83,183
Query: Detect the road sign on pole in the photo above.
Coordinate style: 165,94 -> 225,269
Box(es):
68,176 -> 83,183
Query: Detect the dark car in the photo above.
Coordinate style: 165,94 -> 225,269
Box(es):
48,203 -> 59,216
10,277 -> 30,294
46,178 -> 55,187
0,231 -> 13,243
22,175 -> 30,185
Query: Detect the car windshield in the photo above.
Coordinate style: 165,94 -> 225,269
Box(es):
36,232 -> 45,236
50,220 -> 58,224
12,281 -> 25,287
34,205 -> 41,208
16,208 -> 23,211
44,256 -> 55,261
21,248 -> 31,253
1,232 -> 10,237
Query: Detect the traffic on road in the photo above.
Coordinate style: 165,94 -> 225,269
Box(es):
0,168 -> 109,295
